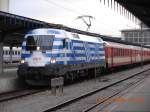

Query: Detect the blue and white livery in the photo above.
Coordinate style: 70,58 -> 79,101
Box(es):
18,28 -> 105,85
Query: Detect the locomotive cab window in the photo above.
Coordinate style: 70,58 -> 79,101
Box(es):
26,36 -> 36,51
26,35 -> 54,51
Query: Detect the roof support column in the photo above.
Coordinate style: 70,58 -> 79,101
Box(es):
0,42 -> 4,74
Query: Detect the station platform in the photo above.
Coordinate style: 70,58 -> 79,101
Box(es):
102,73 -> 150,112
0,68 -> 17,78
0,68 -> 26,94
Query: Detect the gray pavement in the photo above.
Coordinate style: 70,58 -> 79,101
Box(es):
0,68 -> 26,94
1,64 -> 150,112
99,74 -> 150,112
0,68 -> 17,78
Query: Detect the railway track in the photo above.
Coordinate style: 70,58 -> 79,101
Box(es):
0,88 -> 47,102
43,68 -> 150,112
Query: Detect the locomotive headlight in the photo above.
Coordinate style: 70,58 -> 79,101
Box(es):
51,58 -> 56,63
21,59 -> 25,63
37,46 -> 40,50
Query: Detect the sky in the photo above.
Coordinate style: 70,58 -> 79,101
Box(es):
9,0 -> 140,37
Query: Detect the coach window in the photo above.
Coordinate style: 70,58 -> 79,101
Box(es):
114,49 -> 116,56
120,49 -> 122,56
5,51 -> 8,55
117,49 -> 118,56
117,48 -> 118,56
114,48 -> 116,56
118,48 -> 120,56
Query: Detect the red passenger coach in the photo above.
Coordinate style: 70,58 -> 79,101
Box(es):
104,41 -> 150,68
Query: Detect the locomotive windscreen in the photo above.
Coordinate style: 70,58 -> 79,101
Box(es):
26,35 -> 54,51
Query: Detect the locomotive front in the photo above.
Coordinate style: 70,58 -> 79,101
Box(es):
18,28 -> 65,85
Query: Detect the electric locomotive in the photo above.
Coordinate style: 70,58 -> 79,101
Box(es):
18,28 -> 105,85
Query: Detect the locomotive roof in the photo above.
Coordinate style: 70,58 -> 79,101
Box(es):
26,28 -> 150,49
26,28 -> 103,43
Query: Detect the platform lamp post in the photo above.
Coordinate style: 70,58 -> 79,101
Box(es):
140,22 -> 143,68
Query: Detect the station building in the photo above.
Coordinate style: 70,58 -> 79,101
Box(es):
121,25 -> 150,46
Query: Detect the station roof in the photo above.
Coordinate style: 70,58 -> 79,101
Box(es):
0,0 -> 150,48
115,0 -> 150,27
0,11 -> 147,48
0,11 -> 46,46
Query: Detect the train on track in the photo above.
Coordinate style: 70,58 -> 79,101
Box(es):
17,28 -> 150,85
3,47 -> 21,63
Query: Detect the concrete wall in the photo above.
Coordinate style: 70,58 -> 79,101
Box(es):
0,0 -> 9,12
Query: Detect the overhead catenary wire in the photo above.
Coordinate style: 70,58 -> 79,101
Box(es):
43,0 -> 121,32
42,0 -> 138,35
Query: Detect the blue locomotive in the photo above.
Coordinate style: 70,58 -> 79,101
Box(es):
18,28 -> 105,85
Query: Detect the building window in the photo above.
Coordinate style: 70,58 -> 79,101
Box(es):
139,38 -> 142,42
134,38 -> 138,43
129,38 -> 133,42
124,33 -> 127,37
143,32 -> 148,37
144,38 -> 147,42
134,32 -> 138,38
139,32 -> 142,37
125,37 -> 128,41
128,32 -> 133,37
